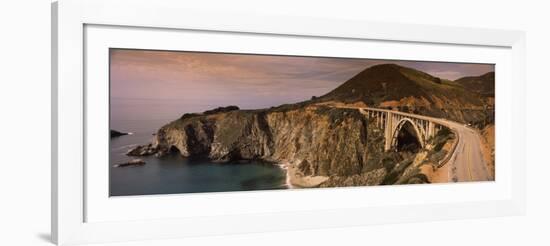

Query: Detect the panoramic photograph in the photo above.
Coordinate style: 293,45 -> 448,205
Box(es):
109,48 -> 495,196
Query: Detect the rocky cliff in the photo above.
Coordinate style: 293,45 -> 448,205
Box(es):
130,106 -> 390,180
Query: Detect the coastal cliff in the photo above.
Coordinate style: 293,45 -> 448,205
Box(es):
129,105 -> 395,187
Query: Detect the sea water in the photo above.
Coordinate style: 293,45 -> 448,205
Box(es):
109,119 -> 288,196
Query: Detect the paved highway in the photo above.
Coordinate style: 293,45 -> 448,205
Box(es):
436,118 -> 493,182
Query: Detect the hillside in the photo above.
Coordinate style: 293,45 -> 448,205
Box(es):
455,71 -> 495,96
320,64 -> 482,106
317,64 -> 492,125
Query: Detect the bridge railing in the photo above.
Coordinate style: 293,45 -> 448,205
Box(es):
363,107 -> 443,123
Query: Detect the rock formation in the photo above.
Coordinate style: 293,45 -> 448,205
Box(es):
110,129 -> 129,138
114,159 -> 146,167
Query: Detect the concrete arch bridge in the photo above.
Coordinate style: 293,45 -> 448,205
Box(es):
359,108 -> 445,152
349,107 -> 493,182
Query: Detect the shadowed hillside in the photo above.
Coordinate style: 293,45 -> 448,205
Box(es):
455,71 -> 495,96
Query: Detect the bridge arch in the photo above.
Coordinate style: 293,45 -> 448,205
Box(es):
390,118 -> 426,152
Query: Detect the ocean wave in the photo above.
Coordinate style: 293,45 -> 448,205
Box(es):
113,143 -> 138,151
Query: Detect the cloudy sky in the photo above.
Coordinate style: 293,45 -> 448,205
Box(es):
110,49 -> 494,121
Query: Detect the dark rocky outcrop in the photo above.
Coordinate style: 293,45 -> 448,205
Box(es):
110,129 -> 129,138
203,105 -> 240,115
127,143 -> 157,156
114,159 -> 145,167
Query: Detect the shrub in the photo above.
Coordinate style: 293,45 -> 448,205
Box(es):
203,105 -> 240,115
179,113 -> 200,120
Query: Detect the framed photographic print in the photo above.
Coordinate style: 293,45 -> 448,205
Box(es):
109,48 -> 495,196
52,0 -> 526,245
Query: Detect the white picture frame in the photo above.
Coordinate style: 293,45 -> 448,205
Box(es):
52,0 -> 526,245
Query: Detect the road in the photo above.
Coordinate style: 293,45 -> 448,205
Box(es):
435,118 -> 493,182
331,105 -> 493,182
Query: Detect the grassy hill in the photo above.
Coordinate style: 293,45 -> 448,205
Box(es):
455,71 -> 495,97
320,64 -> 483,106
316,63 -> 493,125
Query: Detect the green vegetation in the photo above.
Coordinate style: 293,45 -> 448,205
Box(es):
432,127 -> 454,152
399,170 -> 430,184
380,154 -> 430,185
314,106 -> 364,125
455,72 -> 495,96
203,105 -> 240,115
380,159 -> 412,185
179,113 -> 201,120
268,101 -> 312,112
319,64 -> 483,106
425,127 -> 455,166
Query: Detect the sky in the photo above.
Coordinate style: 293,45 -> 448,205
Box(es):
110,49 -> 494,122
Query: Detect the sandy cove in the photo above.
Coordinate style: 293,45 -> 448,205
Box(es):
281,161 -> 329,188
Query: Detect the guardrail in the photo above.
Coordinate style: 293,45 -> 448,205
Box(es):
436,128 -> 459,168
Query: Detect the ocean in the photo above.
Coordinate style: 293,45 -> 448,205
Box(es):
109,118 -> 289,196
